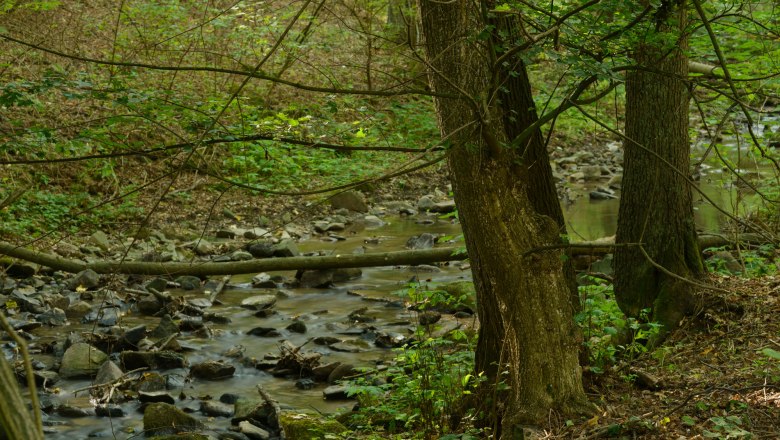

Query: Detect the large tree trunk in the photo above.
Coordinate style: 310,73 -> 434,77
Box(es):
614,0 -> 705,332
417,0 -> 590,434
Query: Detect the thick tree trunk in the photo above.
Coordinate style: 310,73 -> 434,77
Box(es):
417,0 -> 590,433
614,0 -> 705,332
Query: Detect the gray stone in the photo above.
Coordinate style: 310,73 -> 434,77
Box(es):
151,314 -> 179,339
238,420 -> 271,440
296,268 -> 362,288
329,190 -> 368,212
581,165 -> 603,180
145,277 -> 169,292
59,343 -> 108,378
137,295 -> 162,315
363,215 -> 385,228
231,250 -> 253,261
589,190 -> 617,200
67,269 -> 101,290
272,240 -> 299,258
89,231 -> 111,251
244,228 -> 270,240
200,400 -> 234,417
190,360 -> 236,380
37,307 -> 67,326
175,275 -> 202,290
418,310 -> 442,326
57,404 -> 91,418
417,195 -> 436,211
247,242 -> 275,258
143,402 -> 205,436
94,360 -> 123,385
430,200 -> 456,213
322,385 -> 351,400
194,239 -> 215,256
406,233 -> 436,250
286,320 -> 307,334
251,273 -> 276,288
241,295 -> 277,310
121,350 -> 187,370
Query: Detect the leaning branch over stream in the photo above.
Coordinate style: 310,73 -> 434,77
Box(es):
0,233 -> 766,276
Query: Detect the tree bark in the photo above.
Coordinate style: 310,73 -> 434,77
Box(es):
417,0 -> 590,433
614,0 -> 705,332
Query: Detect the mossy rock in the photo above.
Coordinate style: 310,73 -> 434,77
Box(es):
143,402 -> 205,436
280,412 -> 348,439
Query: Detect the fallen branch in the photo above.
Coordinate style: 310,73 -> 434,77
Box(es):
0,233 -> 769,276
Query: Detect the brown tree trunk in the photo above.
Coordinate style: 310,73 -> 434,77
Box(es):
614,0 -> 705,332
417,0 -> 590,434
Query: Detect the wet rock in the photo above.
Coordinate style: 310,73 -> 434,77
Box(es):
176,275 -> 202,290
247,242 -> 275,259
57,404 -> 91,418
137,295 -> 163,315
607,173 -> 623,189
244,228 -> 270,240
231,250 -> 253,261
418,311 -> 441,326
200,400 -> 234,417
238,420 -> 271,440
151,314 -> 179,339
191,360 -> 235,380
94,360 -> 123,385
187,298 -> 212,309
121,350 -> 187,370
67,269 -> 101,290
144,277 -> 169,293
327,363 -> 357,383
240,295 -> 277,310
312,336 -> 340,346
295,378 -> 316,390
23,369 -> 59,387
430,200 -> 456,213
363,215 -> 385,228
330,190 -> 368,212
312,362 -> 341,381
251,273 -> 276,288
59,342 -> 108,378
322,385 -> 351,400
65,301 -> 92,319
37,307 -> 67,326
374,332 -> 407,348
406,233 -> 436,250
286,320 -> 307,334
272,240 -> 299,258
330,339 -> 370,353
347,307 -> 375,323
137,372 -> 167,392
95,405 -> 125,418
139,390 -> 176,404
296,268 -> 362,288
589,190 -> 617,200
220,393 -> 240,404
406,264 -> 441,273
83,306 -> 121,326
143,402 -> 205,436
247,327 -> 281,337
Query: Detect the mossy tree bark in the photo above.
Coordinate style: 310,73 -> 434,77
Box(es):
614,0 -> 705,332
417,0 -> 590,434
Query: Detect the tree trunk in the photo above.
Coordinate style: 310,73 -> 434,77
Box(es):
614,0 -> 705,332
417,0 -> 590,433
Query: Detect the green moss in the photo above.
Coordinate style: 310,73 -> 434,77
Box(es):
279,412 -> 348,439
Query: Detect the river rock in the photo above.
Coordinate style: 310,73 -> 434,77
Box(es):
273,240 -> 299,257
244,228 -> 270,240
95,405 -> 125,418
57,404 -> 91,418
241,295 -> 277,310
60,342 -> 108,378
247,327 -> 281,337
37,307 -> 67,326
296,268 -> 362,288
406,233 -> 436,249
136,372 -> 167,392
375,331 -> 407,348
286,320 -> 307,334
330,338 -> 371,353
151,314 -> 179,339
200,400 -> 234,417
67,269 -> 101,290
418,310 -> 441,326
239,420 -> 271,440
138,390 -> 176,404
121,350 -> 186,370
279,412 -> 347,439
329,190 -> 368,212
607,173 -> 623,189
231,250 -> 253,261
322,385 -> 351,400
417,195 -> 436,211
247,242 -> 275,258
430,200 -> 456,213
175,275 -> 202,290
193,239 -> 215,256
143,402 -> 205,436
191,360 -> 235,380
94,360 -> 123,385
66,301 -> 93,319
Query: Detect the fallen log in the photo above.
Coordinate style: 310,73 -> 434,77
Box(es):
0,232 -> 770,276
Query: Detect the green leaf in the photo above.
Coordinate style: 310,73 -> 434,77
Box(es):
761,348 -> 780,360
682,415 -> 696,426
